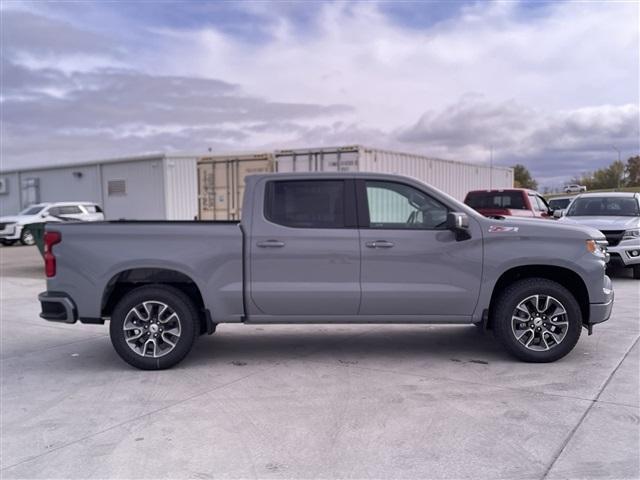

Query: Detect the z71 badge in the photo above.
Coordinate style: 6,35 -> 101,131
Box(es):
488,225 -> 519,233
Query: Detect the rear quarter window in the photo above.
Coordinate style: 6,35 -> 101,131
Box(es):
83,204 -> 103,213
465,192 -> 526,210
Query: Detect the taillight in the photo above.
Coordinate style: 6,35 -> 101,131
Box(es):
44,231 -> 61,278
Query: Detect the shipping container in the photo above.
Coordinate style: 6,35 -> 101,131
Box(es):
275,146 -> 513,201
197,153 -> 273,220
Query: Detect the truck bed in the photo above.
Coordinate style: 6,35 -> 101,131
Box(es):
46,220 -> 245,323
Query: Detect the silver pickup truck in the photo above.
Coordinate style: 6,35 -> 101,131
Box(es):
39,173 -> 614,370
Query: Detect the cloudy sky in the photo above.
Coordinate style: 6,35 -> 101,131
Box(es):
1,1 -> 638,186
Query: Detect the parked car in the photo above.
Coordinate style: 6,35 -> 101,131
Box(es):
464,189 -> 553,218
564,184 -> 587,194
0,202 -> 104,246
38,173 -> 613,370
557,192 -> 640,278
547,195 -> 576,215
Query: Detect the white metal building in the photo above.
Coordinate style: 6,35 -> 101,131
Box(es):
1,146 -> 513,220
274,146 -> 513,201
0,153 -> 199,220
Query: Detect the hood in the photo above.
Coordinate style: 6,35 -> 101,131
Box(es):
0,214 -> 41,224
479,215 -> 605,240
559,216 -> 640,231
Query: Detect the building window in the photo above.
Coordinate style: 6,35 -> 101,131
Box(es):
108,180 -> 126,196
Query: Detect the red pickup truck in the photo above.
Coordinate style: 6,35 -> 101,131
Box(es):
464,189 -> 553,218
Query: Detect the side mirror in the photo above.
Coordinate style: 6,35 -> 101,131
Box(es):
40,213 -> 47,218
553,209 -> 564,219
446,212 -> 471,241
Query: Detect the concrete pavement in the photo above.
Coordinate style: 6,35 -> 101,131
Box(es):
1,245 -> 638,479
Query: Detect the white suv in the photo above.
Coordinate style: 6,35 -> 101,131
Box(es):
0,202 -> 105,246
564,184 -> 587,194
559,192 -> 640,278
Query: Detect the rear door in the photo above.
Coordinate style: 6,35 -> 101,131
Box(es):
249,178 -> 360,316
358,179 -> 483,317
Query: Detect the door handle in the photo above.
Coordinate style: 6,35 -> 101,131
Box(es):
365,240 -> 395,249
257,240 -> 285,248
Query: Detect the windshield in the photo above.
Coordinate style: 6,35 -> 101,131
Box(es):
548,198 -> 572,210
465,191 -> 525,210
19,205 -> 45,215
566,197 -> 640,217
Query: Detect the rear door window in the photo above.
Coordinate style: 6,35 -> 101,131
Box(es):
264,180 -> 352,228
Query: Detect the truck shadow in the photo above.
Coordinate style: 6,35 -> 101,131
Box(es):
186,325 -> 505,367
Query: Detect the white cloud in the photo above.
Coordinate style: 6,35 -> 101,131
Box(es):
0,1 -> 638,187
156,1 -> 638,127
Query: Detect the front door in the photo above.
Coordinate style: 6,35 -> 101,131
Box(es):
249,178 -> 360,316
358,179 -> 483,317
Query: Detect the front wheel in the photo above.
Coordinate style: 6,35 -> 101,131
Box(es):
493,278 -> 582,362
20,228 -> 35,246
109,285 -> 200,370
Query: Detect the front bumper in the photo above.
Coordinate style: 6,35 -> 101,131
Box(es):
588,275 -> 614,326
38,291 -> 77,324
0,224 -> 20,240
607,239 -> 640,267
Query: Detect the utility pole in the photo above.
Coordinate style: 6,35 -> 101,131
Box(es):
489,145 -> 494,189
612,145 -> 621,188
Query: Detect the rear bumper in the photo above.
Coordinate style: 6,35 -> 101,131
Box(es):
588,275 -> 614,326
38,291 -> 77,324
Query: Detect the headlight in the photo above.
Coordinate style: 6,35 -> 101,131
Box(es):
622,229 -> 640,240
586,239 -> 608,255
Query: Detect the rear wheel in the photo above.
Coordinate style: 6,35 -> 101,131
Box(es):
109,285 -> 200,370
493,278 -> 582,362
20,228 -> 35,246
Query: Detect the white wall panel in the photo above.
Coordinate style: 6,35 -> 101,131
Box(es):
164,157 -> 198,220
358,147 -> 513,200
102,159 -> 165,220
0,173 -> 21,215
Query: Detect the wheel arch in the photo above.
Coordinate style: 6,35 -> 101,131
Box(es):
101,268 -> 214,334
487,265 -> 590,328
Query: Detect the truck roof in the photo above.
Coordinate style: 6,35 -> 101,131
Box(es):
466,188 -> 539,195
576,192 -> 639,198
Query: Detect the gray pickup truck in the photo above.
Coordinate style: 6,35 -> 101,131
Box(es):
39,173 -> 614,370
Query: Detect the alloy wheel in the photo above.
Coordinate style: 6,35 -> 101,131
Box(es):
123,301 -> 182,358
511,294 -> 568,351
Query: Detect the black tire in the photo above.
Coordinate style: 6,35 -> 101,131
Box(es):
20,228 -> 35,246
493,278 -> 582,363
109,284 -> 200,370
1,239 -> 16,246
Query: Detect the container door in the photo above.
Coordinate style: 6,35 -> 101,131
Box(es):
198,158 -> 273,220
198,163 -> 216,220
234,158 -> 272,219
357,179 -> 483,316
249,178 -> 360,316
